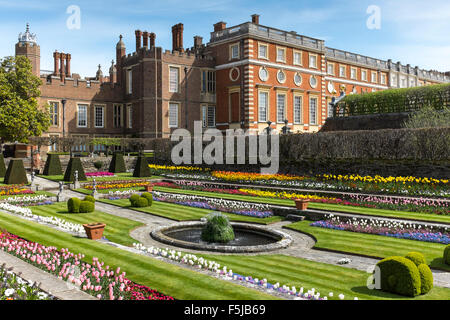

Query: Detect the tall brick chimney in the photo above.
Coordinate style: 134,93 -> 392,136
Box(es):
149,32 -> 156,49
172,23 -> 184,52
53,50 -> 60,75
65,53 -> 71,77
142,31 -> 149,49
194,36 -> 203,49
214,21 -> 227,32
135,30 -> 142,52
251,14 -> 260,24
59,52 -> 66,81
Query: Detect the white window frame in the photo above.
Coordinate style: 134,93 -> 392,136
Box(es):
309,96 -> 318,125
113,104 -> 123,128
258,90 -> 269,123
49,101 -> 59,127
258,42 -> 269,60
169,103 -> 179,128
293,94 -> 303,124
309,53 -> 318,69
293,50 -> 302,66
94,105 -> 105,128
327,62 -> 335,75
293,72 -> 302,86
169,66 -> 179,93
309,75 -> 318,88
276,92 -> 286,123
127,104 -> 133,129
350,67 -> 357,80
276,46 -> 286,63
381,74 -> 387,85
339,65 -> 346,78
230,43 -> 240,60
126,69 -> 132,94
371,72 -> 378,83
361,69 -> 368,82
77,104 -> 88,128
259,67 -> 269,82
277,69 -> 286,84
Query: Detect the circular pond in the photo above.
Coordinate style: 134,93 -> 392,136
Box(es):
151,222 -> 293,253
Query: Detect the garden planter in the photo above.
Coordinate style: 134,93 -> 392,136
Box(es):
83,223 -> 106,240
145,184 -> 153,192
294,199 -> 310,211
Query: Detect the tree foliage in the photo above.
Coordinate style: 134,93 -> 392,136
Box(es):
0,56 -> 50,142
403,105 -> 450,128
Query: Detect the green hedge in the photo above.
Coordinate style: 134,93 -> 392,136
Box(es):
84,195 -> 96,203
109,152 -> 126,173
79,200 -> 95,213
418,264 -> 433,295
42,153 -> 63,176
68,198 -> 81,213
405,252 -> 427,267
133,156 -> 151,177
129,195 -> 149,208
0,154 -> 6,178
444,245 -> 450,265
63,157 -> 87,182
4,159 -> 28,185
377,256 -> 421,297
336,83 -> 450,116
141,192 -> 153,206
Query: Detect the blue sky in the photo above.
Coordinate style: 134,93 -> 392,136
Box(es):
1,0 -> 449,77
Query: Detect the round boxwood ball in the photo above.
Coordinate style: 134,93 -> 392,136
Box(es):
135,197 -> 149,208
405,252 -> 427,266
67,197 -> 81,213
444,245 -> 450,265
129,194 -> 141,207
417,263 -> 433,294
79,200 -> 95,213
376,256 -> 421,297
84,195 -> 96,203
201,212 -> 235,243
141,192 -> 153,206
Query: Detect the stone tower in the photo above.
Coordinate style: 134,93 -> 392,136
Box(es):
15,23 -> 40,77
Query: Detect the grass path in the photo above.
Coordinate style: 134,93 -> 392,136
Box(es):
285,220 -> 449,271
0,211 -> 277,300
153,186 -> 450,224
29,202 -> 143,246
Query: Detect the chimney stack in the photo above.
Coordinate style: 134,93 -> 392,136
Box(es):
194,36 -> 203,49
142,31 -> 149,49
135,30 -> 142,52
251,14 -> 260,24
65,53 -> 71,77
53,50 -> 60,75
214,21 -> 227,32
59,52 -> 66,81
172,23 -> 184,52
149,32 -> 156,49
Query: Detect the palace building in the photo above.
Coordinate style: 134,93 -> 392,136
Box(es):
13,15 -> 450,148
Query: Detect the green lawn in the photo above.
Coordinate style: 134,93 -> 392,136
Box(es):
0,211 -> 276,300
99,198 -> 283,225
29,202 -> 143,246
285,220 -> 449,271
154,186 -> 450,224
38,172 -> 160,183
195,253 -> 450,300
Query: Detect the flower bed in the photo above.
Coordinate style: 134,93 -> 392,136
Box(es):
148,164 -> 210,175
1,195 -> 54,207
0,185 -> 34,197
84,180 -> 150,190
0,231 -> 174,300
1,263 -> 55,300
310,215 -> 450,245
85,172 -> 115,177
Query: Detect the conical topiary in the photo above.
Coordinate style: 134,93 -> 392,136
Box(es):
133,156 -> 151,177
43,153 -> 63,176
109,152 -> 126,173
4,159 -> 28,185
0,154 -> 6,178
63,157 -> 87,182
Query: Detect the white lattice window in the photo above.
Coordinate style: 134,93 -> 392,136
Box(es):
94,105 -> 104,128
169,67 -> 179,92
293,96 -> 302,124
309,97 -> 317,125
77,105 -> 87,128
258,91 -> 268,122
277,93 -> 286,123
169,103 -> 179,128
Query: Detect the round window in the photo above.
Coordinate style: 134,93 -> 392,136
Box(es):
309,75 -> 317,88
277,70 -> 286,84
294,73 -> 302,86
259,67 -> 269,81
229,67 -> 240,81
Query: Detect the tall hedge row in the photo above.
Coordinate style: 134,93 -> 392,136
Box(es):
336,83 -> 450,116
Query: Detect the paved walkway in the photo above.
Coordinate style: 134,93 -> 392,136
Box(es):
28,176 -> 450,289
0,249 -> 97,300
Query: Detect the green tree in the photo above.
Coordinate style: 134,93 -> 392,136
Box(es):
403,105 -> 450,128
0,55 -> 50,143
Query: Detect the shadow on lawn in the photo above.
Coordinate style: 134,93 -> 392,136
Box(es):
350,286 -> 412,299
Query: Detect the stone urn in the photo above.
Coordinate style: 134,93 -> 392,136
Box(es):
144,184 -> 153,192
294,199 -> 310,211
83,223 -> 106,240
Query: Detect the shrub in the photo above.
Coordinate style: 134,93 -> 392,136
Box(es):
108,152 -> 126,173
84,195 -> 96,203
133,156 -> 151,177
42,154 -> 62,176
141,192 -> 153,206
63,157 -> 87,182
376,256 -> 421,297
136,197 -> 149,207
417,264 -> 433,295
403,105 -> 450,129
0,154 -> 6,178
93,161 -> 103,171
67,197 -> 81,213
405,252 -> 427,267
201,212 -> 235,243
444,245 -> 450,265
79,200 -> 95,213
129,194 -> 141,207
4,159 -> 28,185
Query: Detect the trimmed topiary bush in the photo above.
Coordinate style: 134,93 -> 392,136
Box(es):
133,156 -> 151,177
135,197 -> 149,208
93,161 -> 103,171
417,264 -> 433,295
67,197 -> 81,213
141,192 -> 153,206
79,200 -> 95,213
405,252 -> 427,267
201,212 -> 235,243
63,157 -> 87,182
109,152 -> 126,173
376,256 -> 421,297
129,194 -> 141,207
444,245 -> 450,265
84,195 -> 96,203
4,159 -> 28,185
0,154 -> 6,178
42,153 -> 63,176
